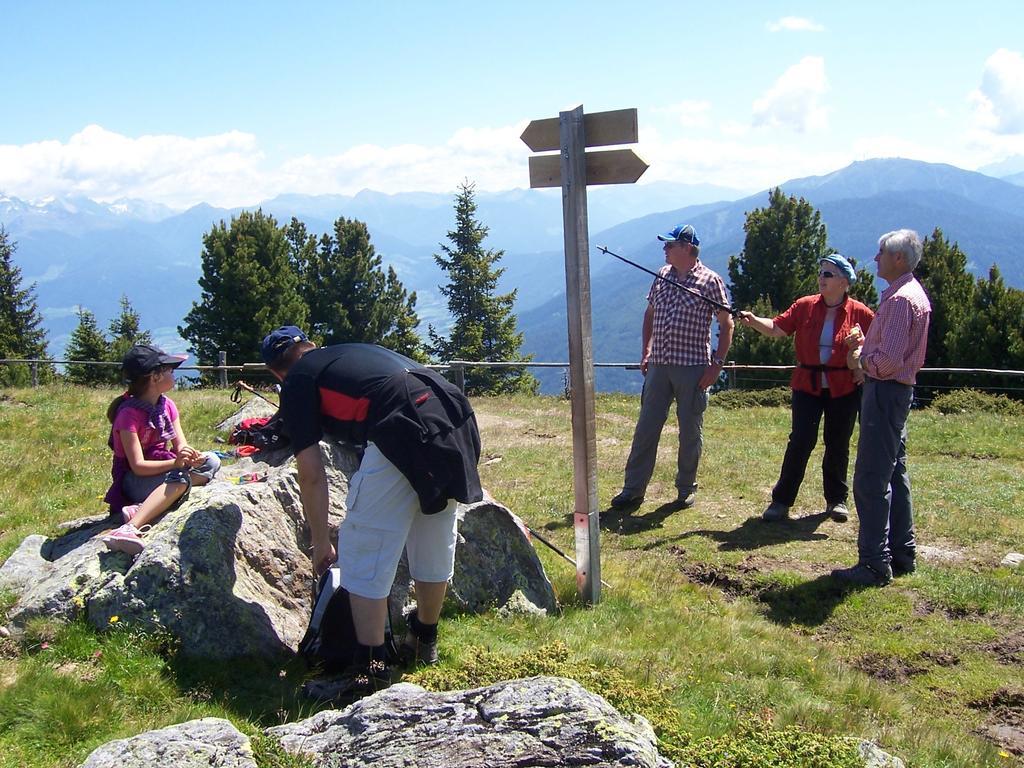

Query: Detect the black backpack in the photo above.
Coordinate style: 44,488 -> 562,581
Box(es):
228,413 -> 290,451
298,566 -> 398,673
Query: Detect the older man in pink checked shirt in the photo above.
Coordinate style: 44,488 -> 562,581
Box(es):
832,229 -> 931,587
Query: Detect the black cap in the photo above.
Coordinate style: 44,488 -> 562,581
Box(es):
261,325 -> 309,365
122,344 -> 187,379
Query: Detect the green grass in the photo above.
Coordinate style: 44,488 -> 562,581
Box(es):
1,384 -> 1023,767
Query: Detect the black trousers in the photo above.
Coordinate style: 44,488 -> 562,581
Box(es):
772,388 -> 861,507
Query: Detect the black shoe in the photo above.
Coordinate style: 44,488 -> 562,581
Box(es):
610,491 -> 644,510
302,659 -> 392,704
762,501 -> 790,521
831,562 -> 892,587
891,557 -> 916,577
673,490 -> 696,510
399,610 -> 439,666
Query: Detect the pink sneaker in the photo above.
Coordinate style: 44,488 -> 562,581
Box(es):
102,524 -> 147,556
122,504 -> 141,524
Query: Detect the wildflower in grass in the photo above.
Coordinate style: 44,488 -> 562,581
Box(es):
109,615 -> 119,624
72,595 -> 85,609
40,642 -> 50,650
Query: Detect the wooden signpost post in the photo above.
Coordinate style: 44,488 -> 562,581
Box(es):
521,105 -> 648,605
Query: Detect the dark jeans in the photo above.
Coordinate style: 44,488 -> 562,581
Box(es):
772,388 -> 861,507
853,379 -> 915,568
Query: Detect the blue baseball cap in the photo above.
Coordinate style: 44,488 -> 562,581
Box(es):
820,254 -> 856,282
261,325 -> 309,365
657,224 -> 700,246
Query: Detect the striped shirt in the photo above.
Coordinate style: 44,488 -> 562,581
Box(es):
861,272 -> 931,385
647,261 -> 730,366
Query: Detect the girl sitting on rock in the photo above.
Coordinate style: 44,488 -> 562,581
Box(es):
102,344 -> 220,555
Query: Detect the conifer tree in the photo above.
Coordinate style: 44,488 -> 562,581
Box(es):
727,189 -> 876,372
948,266 -> 1024,371
915,228 -> 975,368
305,217 -> 424,361
180,209 -> 307,373
0,227 -> 51,385
428,181 -> 537,395
65,307 -> 112,385
108,295 -> 152,365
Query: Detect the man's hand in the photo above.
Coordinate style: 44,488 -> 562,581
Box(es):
640,352 -> 650,376
699,363 -> 722,390
312,540 -> 336,577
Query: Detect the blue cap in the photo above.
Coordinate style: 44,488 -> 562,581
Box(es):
261,325 -> 308,365
820,254 -> 856,282
657,224 -> 700,246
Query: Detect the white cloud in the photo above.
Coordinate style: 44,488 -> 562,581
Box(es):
0,123 -> 532,209
653,100 -> 713,129
752,56 -> 829,133
766,16 -> 824,33
969,48 -> 1024,135
639,131 -> 848,191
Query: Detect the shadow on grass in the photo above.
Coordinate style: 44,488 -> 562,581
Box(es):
599,500 -> 683,534
680,511 -> 831,552
757,573 -> 861,628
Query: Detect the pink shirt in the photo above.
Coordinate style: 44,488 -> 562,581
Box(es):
111,397 -> 180,458
861,272 -> 931,385
647,261 -> 730,366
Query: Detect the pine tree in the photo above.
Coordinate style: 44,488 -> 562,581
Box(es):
727,189 -> 876,374
179,209 -> 307,375
108,295 -> 152,366
948,266 -> 1024,371
65,307 -> 112,385
304,217 -> 424,360
429,181 -> 537,395
0,227 -> 52,386
915,228 -> 975,368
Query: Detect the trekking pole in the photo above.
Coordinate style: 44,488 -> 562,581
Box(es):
526,525 -> 613,590
597,245 -> 741,317
232,380 -> 279,409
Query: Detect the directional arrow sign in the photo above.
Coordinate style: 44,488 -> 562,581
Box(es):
528,148 -> 649,188
521,108 -> 638,152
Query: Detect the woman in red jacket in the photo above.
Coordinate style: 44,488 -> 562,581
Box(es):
738,254 -> 874,523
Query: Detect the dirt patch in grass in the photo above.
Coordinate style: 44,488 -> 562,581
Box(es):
853,652 -> 928,683
970,688 -> 1024,756
669,549 -> 766,600
986,631 -> 1024,666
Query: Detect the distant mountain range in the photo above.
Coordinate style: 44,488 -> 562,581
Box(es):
2,158 -> 1022,394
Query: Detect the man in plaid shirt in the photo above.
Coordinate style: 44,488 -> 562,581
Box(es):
611,224 -> 734,511
835,229 -> 931,587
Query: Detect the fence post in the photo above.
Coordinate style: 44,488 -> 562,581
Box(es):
218,351 -> 227,388
727,361 -> 736,390
453,363 -> 465,393
30,361 -> 39,387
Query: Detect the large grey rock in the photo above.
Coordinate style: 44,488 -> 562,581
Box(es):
0,401 -> 558,658
79,717 -> 255,768
858,739 -> 906,767
267,676 -> 672,768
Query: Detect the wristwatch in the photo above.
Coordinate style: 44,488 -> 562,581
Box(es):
712,356 -> 726,366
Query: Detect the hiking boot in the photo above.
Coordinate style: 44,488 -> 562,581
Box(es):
672,490 -> 697,510
830,562 -> 892,587
400,610 -> 439,666
610,491 -> 644,511
102,524 -> 148,556
891,556 -> 916,577
122,504 -> 141,524
302,660 -> 392,704
826,502 -> 849,522
761,501 -> 790,522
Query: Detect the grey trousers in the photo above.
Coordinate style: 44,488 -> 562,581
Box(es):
852,378 -> 915,568
622,364 -> 707,497
122,452 -> 222,504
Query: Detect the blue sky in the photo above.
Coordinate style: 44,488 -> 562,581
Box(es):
3,1 -> 1024,208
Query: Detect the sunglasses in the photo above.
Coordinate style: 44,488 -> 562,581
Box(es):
818,270 -> 837,278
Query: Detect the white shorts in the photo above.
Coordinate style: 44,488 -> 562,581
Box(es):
337,443 -> 458,600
